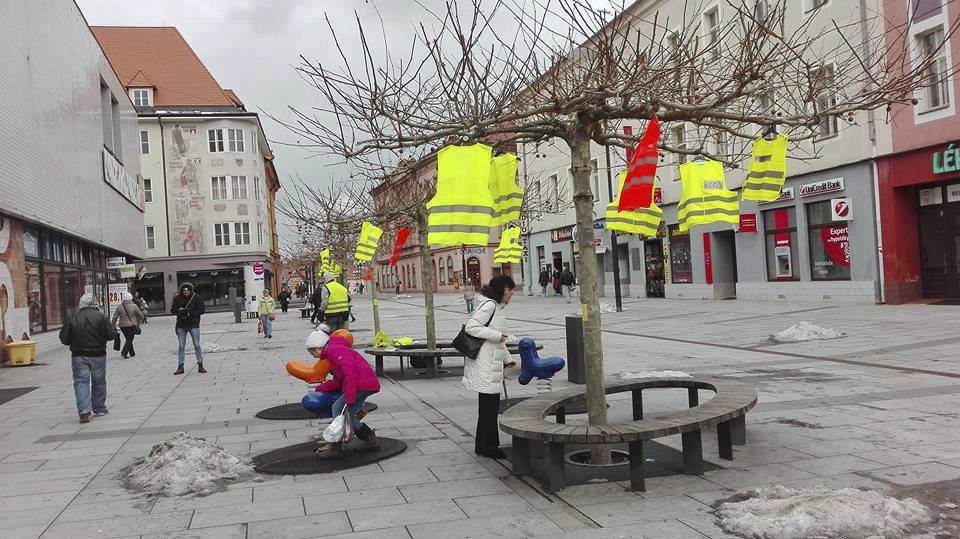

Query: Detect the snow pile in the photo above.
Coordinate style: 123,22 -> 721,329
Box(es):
203,342 -> 237,353
716,485 -> 931,539
396,294 -> 413,299
770,321 -> 845,343
120,432 -> 255,497
599,303 -> 624,313
620,370 -> 691,379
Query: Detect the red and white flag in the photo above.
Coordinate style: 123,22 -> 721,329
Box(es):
617,116 -> 661,211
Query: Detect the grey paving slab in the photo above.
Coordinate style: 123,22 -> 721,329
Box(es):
320,528 -> 412,539
864,461 -> 960,486
452,492 -> 536,517
399,477 -> 513,502
343,468 -> 438,491
190,500 -> 306,529
576,495 -> 713,527
246,511 -> 353,538
252,477 -> 347,502
558,520 -> 706,538
347,499 -> 466,531
141,524 -> 247,539
41,511 -> 193,538
303,487 -> 407,515
408,512 -> 564,538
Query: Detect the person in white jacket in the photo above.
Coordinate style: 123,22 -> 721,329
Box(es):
462,275 -> 517,459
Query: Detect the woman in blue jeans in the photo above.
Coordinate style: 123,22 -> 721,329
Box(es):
170,283 -> 206,375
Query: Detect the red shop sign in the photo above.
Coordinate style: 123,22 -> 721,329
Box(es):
703,232 -> 713,285
738,213 -> 758,233
821,225 -> 850,267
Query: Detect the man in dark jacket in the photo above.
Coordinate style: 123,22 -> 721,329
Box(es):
310,285 -> 324,324
278,287 -> 292,314
60,294 -> 116,423
170,282 -> 206,375
561,264 -> 576,304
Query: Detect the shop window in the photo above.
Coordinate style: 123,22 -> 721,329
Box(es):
26,261 -> 42,334
135,272 -> 165,311
447,256 -> 455,286
763,207 -> 799,280
668,226 -> 692,283
807,200 -> 850,280
439,259 -> 446,284
63,267 -> 81,320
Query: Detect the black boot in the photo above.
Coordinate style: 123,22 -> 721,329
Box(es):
355,424 -> 380,452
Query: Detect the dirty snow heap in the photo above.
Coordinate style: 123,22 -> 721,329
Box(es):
120,432 -> 255,496
716,485 -> 931,539
770,321 -> 844,343
620,370 -> 692,379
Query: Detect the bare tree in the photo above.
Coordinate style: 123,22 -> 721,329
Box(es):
278,0 -> 959,463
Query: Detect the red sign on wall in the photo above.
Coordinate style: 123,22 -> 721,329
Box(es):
738,213 -> 758,233
703,232 -> 713,285
654,187 -> 662,205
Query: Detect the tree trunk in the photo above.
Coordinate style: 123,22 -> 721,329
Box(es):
416,209 -> 438,349
371,262 -> 381,334
568,125 -> 611,465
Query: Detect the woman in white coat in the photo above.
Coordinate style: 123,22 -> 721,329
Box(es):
462,275 -> 517,458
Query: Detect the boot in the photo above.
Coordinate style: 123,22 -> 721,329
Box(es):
355,424 -> 380,452
197,363 -> 207,374
173,365 -> 184,375
315,442 -> 345,459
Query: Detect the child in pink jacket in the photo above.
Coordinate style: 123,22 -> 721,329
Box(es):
315,333 -> 382,459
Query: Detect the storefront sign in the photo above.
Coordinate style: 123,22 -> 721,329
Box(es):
758,187 -> 795,204
933,143 -> 960,174
799,178 -> 844,197
703,233 -> 713,285
106,256 -> 126,269
463,247 -> 486,255
654,187 -> 662,205
22,229 -> 38,258
594,236 -> 606,254
107,283 -> 128,306
253,262 -> 264,276
919,187 -> 943,206
551,227 -> 573,243
947,184 -> 960,203
738,213 -> 758,233
119,264 -> 137,278
102,148 -> 145,211
830,198 -> 853,221
662,242 -> 671,285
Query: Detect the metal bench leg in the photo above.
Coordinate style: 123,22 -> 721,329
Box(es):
375,355 -> 384,377
628,440 -> 645,491
731,415 -> 746,445
399,356 -> 405,378
427,356 -> 437,379
688,387 -> 699,408
632,389 -> 643,420
512,437 -> 530,475
556,406 -> 565,424
717,420 -> 733,461
548,442 -> 565,492
682,429 -> 704,475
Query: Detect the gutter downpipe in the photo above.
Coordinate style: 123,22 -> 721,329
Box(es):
861,0 -> 885,304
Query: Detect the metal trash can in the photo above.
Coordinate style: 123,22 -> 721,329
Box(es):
565,315 -> 585,384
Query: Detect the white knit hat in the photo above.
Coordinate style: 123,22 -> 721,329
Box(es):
305,330 -> 329,350
323,272 -> 335,282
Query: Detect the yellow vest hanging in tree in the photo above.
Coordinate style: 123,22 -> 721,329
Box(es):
741,134 -> 789,202
493,226 -> 522,263
427,144 -> 494,246
678,160 -> 739,232
354,221 -> 383,262
317,248 -> 331,277
605,171 -> 662,237
489,154 -> 523,226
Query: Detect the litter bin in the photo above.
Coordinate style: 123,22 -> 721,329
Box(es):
565,315 -> 585,384
7,341 -> 37,366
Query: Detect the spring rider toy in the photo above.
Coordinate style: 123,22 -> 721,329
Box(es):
517,337 -> 565,385
286,329 -> 354,383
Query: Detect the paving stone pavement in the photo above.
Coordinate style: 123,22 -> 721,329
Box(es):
2,293 -> 960,537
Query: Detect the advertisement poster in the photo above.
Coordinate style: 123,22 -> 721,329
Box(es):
821,225 -> 851,268
107,283 -> 128,310
0,216 -> 30,342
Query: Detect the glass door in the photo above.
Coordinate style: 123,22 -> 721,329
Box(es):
919,207 -> 950,297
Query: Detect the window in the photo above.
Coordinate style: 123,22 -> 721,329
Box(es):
439,259 -> 446,284
227,129 -> 245,152
813,65 -> 838,139
214,223 -> 231,246
807,201 -> 850,280
258,222 -> 264,245
763,208 -> 798,280
714,128 -> 729,157
254,177 -> 261,200
666,31 -> 681,65
143,178 -> 153,203
139,130 -> 150,154
231,176 -> 248,199
131,88 -> 152,107
208,129 -> 225,152
590,158 -> 600,202
251,130 -> 258,155
447,256 -> 455,285
111,97 -> 122,160
668,226 -> 692,283
672,125 -> 687,166
548,174 -> 559,211
703,6 -> 720,60
211,177 -> 228,200
919,28 -> 950,111
757,89 -> 775,113
234,222 -> 251,245
145,226 -> 156,250
806,0 -> 829,12
754,0 -> 769,21
100,80 -> 113,153
532,180 -> 542,210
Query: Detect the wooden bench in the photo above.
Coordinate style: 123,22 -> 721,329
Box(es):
362,342 -> 539,379
499,376 -> 758,492
300,307 -> 313,319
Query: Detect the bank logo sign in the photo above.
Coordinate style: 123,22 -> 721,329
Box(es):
799,177 -> 844,197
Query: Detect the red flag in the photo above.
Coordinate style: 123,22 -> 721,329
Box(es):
617,116 -> 660,211
364,266 -> 372,281
389,227 -> 411,266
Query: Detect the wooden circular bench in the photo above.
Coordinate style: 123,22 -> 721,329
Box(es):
499,376 -> 758,492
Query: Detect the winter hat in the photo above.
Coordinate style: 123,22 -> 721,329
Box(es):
122,292 -> 133,301
315,322 -> 330,334
78,294 -> 99,310
180,282 -> 195,293
323,272 -> 335,283
305,330 -> 329,350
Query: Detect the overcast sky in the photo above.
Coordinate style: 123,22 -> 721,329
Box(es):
75,0 -> 618,245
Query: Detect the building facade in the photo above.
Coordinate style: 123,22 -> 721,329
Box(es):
0,0 -> 143,342
91,26 -> 281,312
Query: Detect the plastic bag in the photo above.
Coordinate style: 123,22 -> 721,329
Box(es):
322,406 -> 353,443
257,319 -> 263,334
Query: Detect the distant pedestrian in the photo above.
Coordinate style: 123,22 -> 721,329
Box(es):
310,285 -> 324,325
552,267 -> 562,296
171,282 -> 206,375
561,264 -> 576,304
278,287 -> 292,314
133,291 -> 149,323
258,289 -> 276,339
463,279 -> 476,313
538,267 -> 549,297
59,294 -> 116,423
395,279 -> 402,296
111,292 -> 144,359
359,282 -> 365,295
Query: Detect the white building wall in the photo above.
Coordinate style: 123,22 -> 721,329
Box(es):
0,0 -> 143,257
139,119 -> 168,256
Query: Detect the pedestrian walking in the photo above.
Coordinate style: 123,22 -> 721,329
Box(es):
318,272 -> 351,331
278,287 -> 292,314
133,290 -> 149,323
310,284 -> 324,324
463,279 -> 476,313
59,294 -> 116,423
395,279 -> 402,296
552,267 -> 562,296
538,267 -> 549,297
461,275 -> 517,459
258,289 -> 276,338
561,264 -> 577,304
111,292 -> 144,359
171,282 -> 206,375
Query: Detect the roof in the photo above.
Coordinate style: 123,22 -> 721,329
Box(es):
90,26 -> 237,107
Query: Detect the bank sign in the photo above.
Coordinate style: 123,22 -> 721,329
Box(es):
799,178 -> 844,197
933,143 -> 959,175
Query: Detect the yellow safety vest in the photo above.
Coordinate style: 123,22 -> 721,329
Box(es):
489,154 -> 523,226
605,172 -> 662,237
493,226 -> 522,263
317,248 -> 331,277
324,281 -> 350,315
354,221 -> 383,262
427,144 -> 494,246
741,134 -> 789,202
678,160 -> 739,232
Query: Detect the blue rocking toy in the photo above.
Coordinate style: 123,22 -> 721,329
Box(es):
301,391 -> 339,417
517,337 -> 565,385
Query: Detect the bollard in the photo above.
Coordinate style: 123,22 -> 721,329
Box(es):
229,287 -> 241,323
565,315 -> 586,384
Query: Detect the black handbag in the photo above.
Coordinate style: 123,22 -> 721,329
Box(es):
113,334 -> 121,351
177,294 -> 195,321
452,301 -> 496,359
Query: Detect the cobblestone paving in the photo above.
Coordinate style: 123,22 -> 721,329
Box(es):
2,293 -> 960,537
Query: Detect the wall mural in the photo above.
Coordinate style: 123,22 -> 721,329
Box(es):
0,216 -> 31,343
169,124 -> 205,254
